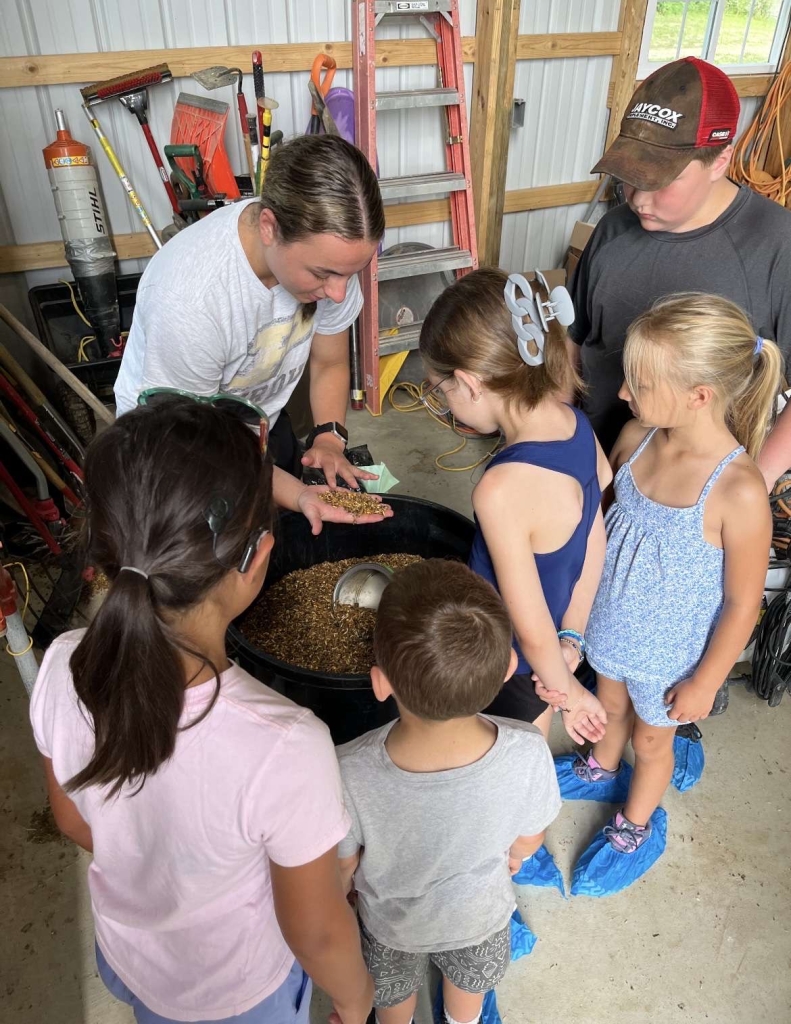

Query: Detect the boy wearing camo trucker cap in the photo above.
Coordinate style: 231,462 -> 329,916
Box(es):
568,56 -> 791,462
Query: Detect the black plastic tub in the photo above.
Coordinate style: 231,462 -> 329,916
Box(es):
228,494 -> 474,744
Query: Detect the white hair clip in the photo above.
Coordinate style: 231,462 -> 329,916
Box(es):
504,272 -> 576,366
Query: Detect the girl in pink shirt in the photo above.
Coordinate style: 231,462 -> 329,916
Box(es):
29,397 -> 373,1024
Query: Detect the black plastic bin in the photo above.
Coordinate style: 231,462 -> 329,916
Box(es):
28,273 -> 143,403
228,494 -> 474,744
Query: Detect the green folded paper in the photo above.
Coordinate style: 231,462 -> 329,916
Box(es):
362,464 -> 399,494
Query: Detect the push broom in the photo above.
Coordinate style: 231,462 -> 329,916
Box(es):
82,64 -> 180,217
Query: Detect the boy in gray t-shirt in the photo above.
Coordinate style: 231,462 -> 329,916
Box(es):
337,560 -> 561,1024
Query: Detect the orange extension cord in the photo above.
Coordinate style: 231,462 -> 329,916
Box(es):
730,56 -> 791,207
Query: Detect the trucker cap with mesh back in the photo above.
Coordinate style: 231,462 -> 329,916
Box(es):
592,56 -> 740,191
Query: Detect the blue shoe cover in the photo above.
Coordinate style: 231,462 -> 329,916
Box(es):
510,908 -> 537,960
512,844 -> 565,896
570,806 -> 668,897
554,753 -> 633,802
672,731 -> 705,792
433,986 -> 502,1023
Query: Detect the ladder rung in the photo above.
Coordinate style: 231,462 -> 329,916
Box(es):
374,0 -> 452,14
377,246 -> 473,281
376,88 -> 460,111
378,172 -> 467,201
379,323 -> 423,357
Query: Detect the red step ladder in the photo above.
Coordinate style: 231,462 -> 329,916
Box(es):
353,0 -> 478,415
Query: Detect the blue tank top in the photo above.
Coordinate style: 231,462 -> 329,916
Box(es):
468,406 -> 601,675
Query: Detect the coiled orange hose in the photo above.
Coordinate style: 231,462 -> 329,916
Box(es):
730,59 -> 791,207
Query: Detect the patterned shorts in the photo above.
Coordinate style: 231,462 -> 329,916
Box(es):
359,920 -> 510,1009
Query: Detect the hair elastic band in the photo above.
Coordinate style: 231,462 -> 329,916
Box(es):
754,336 -> 764,356
119,565 -> 149,580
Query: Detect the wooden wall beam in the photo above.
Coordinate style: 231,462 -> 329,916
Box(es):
0,31 -> 636,90
0,182 -> 607,274
470,0 -> 522,267
0,41 -> 465,88
606,0 -> 651,147
517,31 -> 621,60
504,180 -> 600,213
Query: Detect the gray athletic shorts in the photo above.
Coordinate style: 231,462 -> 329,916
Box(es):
360,920 -> 510,1009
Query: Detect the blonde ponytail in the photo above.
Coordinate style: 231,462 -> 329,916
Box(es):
732,337 -> 784,458
624,293 -> 784,459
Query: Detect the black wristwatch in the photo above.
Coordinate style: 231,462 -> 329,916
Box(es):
306,421 -> 348,448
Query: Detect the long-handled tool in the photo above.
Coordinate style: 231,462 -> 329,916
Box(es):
252,51 -> 279,193
192,65 -> 256,184
308,54 -> 337,134
79,105 -> 161,250
256,96 -> 279,190
82,64 -> 180,218
0,304 -> 115,428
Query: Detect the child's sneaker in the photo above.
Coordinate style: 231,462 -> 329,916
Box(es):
554,751 -> 632,802
603,810 -> 652,854
572,751 -> 620,783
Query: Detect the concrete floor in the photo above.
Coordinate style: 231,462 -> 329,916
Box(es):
2,360 -> 791,1024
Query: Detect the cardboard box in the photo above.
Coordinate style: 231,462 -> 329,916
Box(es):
562,221 -> 596,282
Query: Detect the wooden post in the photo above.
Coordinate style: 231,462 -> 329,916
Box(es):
470,0 -> 521,267
606,0 -> 650,148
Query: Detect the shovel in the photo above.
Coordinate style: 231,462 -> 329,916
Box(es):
192,65 -> 255,183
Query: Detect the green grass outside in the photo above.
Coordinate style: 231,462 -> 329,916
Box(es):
649,2 -> 784,65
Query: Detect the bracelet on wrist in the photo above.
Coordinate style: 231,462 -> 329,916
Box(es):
559,636 -> 582,659
557,628 -> 585,656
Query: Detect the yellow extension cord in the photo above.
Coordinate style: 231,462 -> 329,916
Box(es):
730,53 -> 791,207
387,380 -> 502,472
60,279 -> 128,362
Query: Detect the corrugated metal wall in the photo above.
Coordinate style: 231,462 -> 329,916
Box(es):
0,0 -> 772,298
0,0 -> 475,294
500,0 -> 620,271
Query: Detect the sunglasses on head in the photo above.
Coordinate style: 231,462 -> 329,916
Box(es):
137,387 -> 269,455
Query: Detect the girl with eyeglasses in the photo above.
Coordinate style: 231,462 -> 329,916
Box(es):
419,267 -> 610,748
29,397 -> 373,1024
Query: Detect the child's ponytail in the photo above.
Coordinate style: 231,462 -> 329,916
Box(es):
67,399 -> 273,798
68,569 -> 185,796
625,293 -> 784,460
419,267 -> 582,409
731,337 -> 783,459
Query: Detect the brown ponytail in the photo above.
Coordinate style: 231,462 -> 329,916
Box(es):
419,266 -> 582,409
67,399 -> 273,797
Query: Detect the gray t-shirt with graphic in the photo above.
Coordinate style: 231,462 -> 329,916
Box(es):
114,198 -> 362,423
337,716 -> 561,953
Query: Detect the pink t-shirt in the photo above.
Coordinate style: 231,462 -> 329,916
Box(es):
30,630 -> 350,1022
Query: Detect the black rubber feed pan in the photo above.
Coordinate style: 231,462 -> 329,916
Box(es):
228,494 -> 474,744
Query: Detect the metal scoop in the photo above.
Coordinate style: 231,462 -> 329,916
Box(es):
333,563 -> 395,612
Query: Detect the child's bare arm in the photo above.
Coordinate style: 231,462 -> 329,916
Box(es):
666,463 -> 771,723
271,847 -> 373,1024
338,852 -> 360,895
508,831 -> 546,874
475,473 -> 607,744
42,757 -> 93,853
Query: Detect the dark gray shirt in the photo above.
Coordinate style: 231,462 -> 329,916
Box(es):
569,185 -> 791,452
337,716 -> 561,952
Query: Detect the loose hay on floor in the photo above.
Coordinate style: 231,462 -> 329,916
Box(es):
238,554 -> 421,674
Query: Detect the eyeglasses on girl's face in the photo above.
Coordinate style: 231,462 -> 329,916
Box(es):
137,388 -> 269,455
420,374 -> 455,417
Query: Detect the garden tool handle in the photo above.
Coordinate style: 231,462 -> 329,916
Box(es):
164,144 -> 206,200
310,54 -> 337,116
